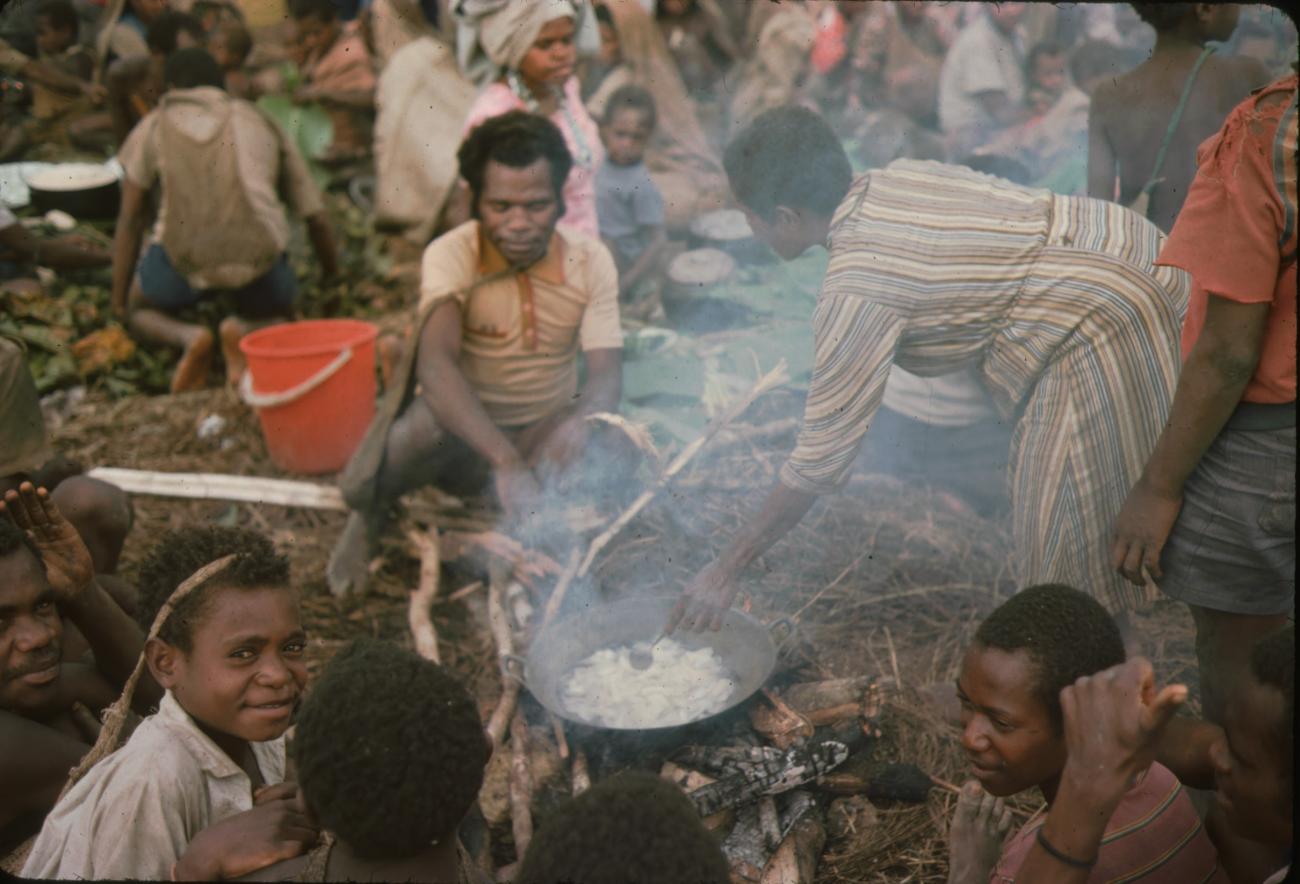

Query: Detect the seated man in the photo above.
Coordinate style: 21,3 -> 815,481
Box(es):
227,638 -> 493,882
518,770 -> 729,884
946,583 -> 1226,883
937,2 -> 1030,159
998,626 -> 1293,884
0,31 -> 105,160
112,48 -> 339,393
0,483 -> 158,871
289,0 -> 376,161
330,110 -> 623,595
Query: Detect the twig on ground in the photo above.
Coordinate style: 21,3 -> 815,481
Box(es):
571,748 -> 591,797
540,549 -> 581,628
508,710 -> 534,863
404,525 -> 441,663
578,359 -> 789,577
485,563 -> 519,747
549,712 -> 569,760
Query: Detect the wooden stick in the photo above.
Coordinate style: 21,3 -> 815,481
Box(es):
549,712 -> 570,760
404,526 -> 441,663
882,626 -> 902,690
577,359 -> 789,577
540,549 -> 581,629
485,564 -> 519,747
508,711 -> 534,863
85,467 -> 346,510
571,749 -> 591,797
446,580 -> 483,603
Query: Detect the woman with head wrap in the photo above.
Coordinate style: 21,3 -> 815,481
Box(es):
455,0 -> 604,238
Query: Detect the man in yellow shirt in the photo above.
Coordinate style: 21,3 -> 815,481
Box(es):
330,111 -> 623,595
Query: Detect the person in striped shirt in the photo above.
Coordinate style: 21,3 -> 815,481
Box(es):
948,584 -> 1224,884
669,105 -> 1188,633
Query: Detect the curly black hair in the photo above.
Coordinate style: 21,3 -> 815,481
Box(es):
36,0 -> 79,36
518,771 -> 729,884
603,84 -> 656,130
0,513 -> 41,567
289,0 -> 338,22
723,105 -> 853,222
457,110 -> 573,221
1250,625 -> 1294,775
292,639 -> 489,858
134,525 -> 289,651
146,10 -> 205,56
974,584 -> 1125,732
1130,3 -> 1196,31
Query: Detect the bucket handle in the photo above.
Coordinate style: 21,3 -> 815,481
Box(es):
501,653 -> 529,688
239,346 -> 353,410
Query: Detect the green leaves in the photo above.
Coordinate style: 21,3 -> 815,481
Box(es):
256,94 -> 335,187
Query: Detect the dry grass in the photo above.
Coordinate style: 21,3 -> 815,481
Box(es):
48,385 -> 1201,882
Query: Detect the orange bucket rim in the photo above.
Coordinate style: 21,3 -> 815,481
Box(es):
239,318 -> 378,360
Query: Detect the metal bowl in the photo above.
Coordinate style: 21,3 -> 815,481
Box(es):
24,163 -> 121,220
504,595 -> 793,732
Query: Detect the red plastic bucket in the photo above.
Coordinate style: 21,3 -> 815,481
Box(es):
239,319 -> 378,474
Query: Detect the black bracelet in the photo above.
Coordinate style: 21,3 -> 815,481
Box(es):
1036,827 -> 1098,870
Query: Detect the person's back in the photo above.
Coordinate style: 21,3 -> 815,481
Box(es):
1088,3 -> 1272,232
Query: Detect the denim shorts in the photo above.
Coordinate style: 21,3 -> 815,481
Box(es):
1160,423 -> 1296,616
137,244 -> 297,319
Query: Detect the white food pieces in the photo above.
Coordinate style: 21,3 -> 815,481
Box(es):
560,637 -> 737,729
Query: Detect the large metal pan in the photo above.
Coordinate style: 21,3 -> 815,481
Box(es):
504,596 -> 793,732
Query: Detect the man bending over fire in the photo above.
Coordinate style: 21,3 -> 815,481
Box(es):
329,111 -> 624,595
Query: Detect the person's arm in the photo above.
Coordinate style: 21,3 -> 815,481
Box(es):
1,484 -> 160,711
1155,716 -> 1221,791
19,57 -> 97,98
173,783 -> 318,881
667,482 -> 819,632
110,178 -> 149,318
520,347 -> 623,470
0,711 -> 90,829
304,212 -> 339,280
0,224 -> 109,269
105,56 -> 147,143
1110,296 -> 1269,585
1086,89 -> 1118,201
415,300 -> 538,518
1009,659 -> 1187,884
619,225 -> 667,295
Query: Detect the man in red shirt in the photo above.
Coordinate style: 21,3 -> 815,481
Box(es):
1111,74 -> 1297,724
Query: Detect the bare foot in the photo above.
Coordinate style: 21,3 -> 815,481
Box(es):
947,780 -> 1014,884
219,316 -> 250,389
171,327 -> 214,393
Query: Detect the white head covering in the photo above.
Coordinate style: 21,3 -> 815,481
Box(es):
454,0 -> 599,87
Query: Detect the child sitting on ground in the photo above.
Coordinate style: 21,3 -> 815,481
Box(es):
31,0 -> 93,122
519,770 -> 729,884
235,638 -> 493,882
210,19 -> 254,99
22,525 -> 316,881
595,84 -> 667,305
945,584 -> 1226,884
289,0 -> 377,162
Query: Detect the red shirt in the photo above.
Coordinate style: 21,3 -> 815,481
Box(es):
1156,74 -> 1298,404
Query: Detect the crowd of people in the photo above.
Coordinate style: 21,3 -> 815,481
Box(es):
0,0 -> 1296,882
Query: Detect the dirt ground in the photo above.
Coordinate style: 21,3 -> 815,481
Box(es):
47,383 -> 1203,883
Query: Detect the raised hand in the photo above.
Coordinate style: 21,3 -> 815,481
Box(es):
1,482 -> 94,603
666,559 -> 741,634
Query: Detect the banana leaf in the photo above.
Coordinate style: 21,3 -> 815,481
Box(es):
256,94 -> 334,187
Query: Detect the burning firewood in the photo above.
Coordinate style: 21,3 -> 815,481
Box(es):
660,761 -> 735,831
508,711 -> 533,863
685,741 -> 848,817
748,689 -> 814,750
402,525 -> 440,663
760,793 -> 825,884
485,563 -> 519,747
816,762 -> 935,803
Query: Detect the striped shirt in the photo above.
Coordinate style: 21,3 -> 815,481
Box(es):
781,159 -> 1178,495
779,160 -> 1188,611
992,763 -> 1227,883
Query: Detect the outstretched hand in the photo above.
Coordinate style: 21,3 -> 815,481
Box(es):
1059,657 -> 1187,809
1,482 -> 95,604
666,559 -> 740,634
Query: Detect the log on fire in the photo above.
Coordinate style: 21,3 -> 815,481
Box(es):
683,741 -> 848,817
